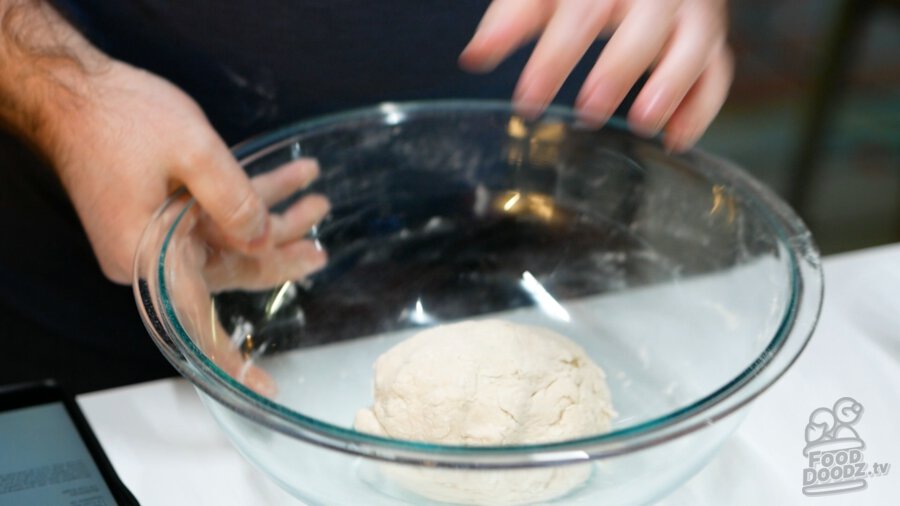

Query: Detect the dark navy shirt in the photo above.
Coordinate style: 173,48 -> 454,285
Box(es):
51,1 -> 611,144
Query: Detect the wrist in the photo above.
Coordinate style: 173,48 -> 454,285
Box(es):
0,0 -> 110,159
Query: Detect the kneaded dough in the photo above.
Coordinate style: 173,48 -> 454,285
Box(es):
354,319 -> 615,505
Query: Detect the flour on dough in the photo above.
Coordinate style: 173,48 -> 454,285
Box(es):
354,319 -> 615,505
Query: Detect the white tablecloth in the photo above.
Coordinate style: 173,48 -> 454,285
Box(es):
78,244 -> 900,505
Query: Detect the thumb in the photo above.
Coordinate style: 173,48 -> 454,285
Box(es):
174,131 -> 269,251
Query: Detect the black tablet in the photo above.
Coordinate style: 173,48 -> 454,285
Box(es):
0,380 -> 138,505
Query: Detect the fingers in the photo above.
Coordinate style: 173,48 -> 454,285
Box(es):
270,194 -> 331,245
188,154 -> 330,292
663,44 -> 733,152
464,0 -> 730,140
459,0 -> 551,73
195,158 -> 325,249
175,131 -> 270,252
211,321 -> 277,397
576,0 -> 681,126
628,1 -> 728,136
206,317 -> 278,397
199,191 -> 329,291
252,158 -> 320,206
241,364 -> 278,398
513,0 -> 615,116
205,239 -> 327,293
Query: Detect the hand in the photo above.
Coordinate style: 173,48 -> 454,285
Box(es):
460,0 -> 733,151
163,159 -> 330,397
191,158 -> 331,293
46,62 -> 330,396
1,2 -> 329,396
128,161 -> 330,402
43,60 -> 329,284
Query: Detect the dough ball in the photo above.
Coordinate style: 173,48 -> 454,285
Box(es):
356,319 -> 615,444
354,319 -> 615,505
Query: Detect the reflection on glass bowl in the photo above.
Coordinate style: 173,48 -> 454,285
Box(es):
135,100 -> 822,505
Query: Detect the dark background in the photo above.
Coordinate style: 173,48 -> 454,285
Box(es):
707,0 -> 899,253
0,0 -> 898,394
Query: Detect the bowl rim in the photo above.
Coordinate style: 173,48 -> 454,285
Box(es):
135,99 -> 823,468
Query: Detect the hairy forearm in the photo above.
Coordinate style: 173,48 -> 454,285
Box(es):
0,0 -> 108,151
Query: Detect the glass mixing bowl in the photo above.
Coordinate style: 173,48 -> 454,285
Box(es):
135,101 -> 822,505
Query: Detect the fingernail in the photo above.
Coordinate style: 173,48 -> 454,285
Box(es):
514,102 -> 546,120
297,159 -> 320,187
678,133 -> 700,152
459,45 -> 502,74
244,366 -> 278,397
459,17 -> 505,74
311,249 -> 328,270
630,88 -> 674,137
576,83 -> 615,128
514,79 -> 551,119
664,129 -> 695,153
577,104 -> 612,128
629,119 -> 660,138
663,135 -> 680,154
575,79 -> 600,109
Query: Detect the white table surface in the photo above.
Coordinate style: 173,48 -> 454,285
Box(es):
78,244 -> 900,505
